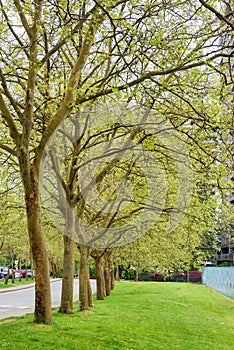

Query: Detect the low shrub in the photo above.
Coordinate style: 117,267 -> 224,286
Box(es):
166,273 -> 185,282
187,270 -> 202,283
138,270 -> 202,283
139,272 -> 164,282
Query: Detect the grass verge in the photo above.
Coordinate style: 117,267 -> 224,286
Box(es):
0,279 -> 34,289
0,282 -> 233,349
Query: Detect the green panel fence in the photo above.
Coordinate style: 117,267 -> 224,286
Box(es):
202,267 -> 234,299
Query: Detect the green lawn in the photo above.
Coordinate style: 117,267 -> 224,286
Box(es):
0,282 -> 233,349
0,278 -> 34,289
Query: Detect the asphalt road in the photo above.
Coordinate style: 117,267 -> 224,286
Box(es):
0,279 -> 96,320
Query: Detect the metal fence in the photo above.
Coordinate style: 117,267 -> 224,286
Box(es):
202,267 -> 234,299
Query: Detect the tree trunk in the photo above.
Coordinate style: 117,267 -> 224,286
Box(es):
53,261 -> 59,278
30,255 -> 34,279
11,254 -> 15,284
88,278 -> 93,307
24,165 -> 52,324
102,264 -> 106,297
110,264 -> 115,290
4,264 -> 10,285
59,207 -> 75,314
56,263 -> 60,278
78,244 -> 90,311
104,252 -> 111,296
94,256 -> 105,300
115,264 -> 120,281
104,268 -> 111,296
19,256 -> 22,282
48,255 -> 52,278
51,259 -> 55,278
25,260 -> 28,281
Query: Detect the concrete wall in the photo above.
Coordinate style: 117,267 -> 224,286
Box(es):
202,267 -> 234,299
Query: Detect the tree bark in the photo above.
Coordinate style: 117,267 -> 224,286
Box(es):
88,277 -> 93,307
59,207 -> 75,314
115,264 -> 120,281
110,264 -> 115,290
104,268 -> 111,296
25,260 -> 28,281
56,263 -> 60,278
4,264 -> 10,285
94,256 -> 105,300
19,256 -> 22,282
102,264 -> 106,297
11,254 -> 15,284
59,236 -> 74,313
30,255 -> 34,279
104,252 -> 111,296
24,164 -> 52,324
78,244 -> 90,311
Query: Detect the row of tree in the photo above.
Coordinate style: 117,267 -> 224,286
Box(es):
0,0 -> 234,324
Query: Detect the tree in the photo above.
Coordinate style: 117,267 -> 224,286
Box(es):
0,159 -> 30,283
90,248 -> 106,300
0,0 -> 233,323
198,0 -> 234,265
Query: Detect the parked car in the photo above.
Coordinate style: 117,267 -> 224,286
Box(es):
20,269 -> 26,278
14,269 -> 26,278
3,269 -> 15,279
0,268 -> 5,279
14,270 -> 20,278
25,269 -> 34,278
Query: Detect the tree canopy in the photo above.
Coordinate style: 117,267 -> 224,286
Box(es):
1,0 -> 234,323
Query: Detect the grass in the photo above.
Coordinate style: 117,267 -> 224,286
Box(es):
0,282 -> 234,349
0,278 -> 34,289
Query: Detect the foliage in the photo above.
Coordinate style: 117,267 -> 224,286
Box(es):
139,272 -> 165,282
136,271 -> 202,282
217,261 -> 230,267
0,162 -> 29,267
1,0 -> 234,322
165,271 -> 202,283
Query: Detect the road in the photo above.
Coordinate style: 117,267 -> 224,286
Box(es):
0,279 -> 96,320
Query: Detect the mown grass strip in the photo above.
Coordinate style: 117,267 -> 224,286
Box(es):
0,279 -> 34,289
0,282 -> 233,350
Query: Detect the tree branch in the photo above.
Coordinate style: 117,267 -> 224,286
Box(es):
35,9 -> 105,168
199,0 -> 234,31
0,0 -> 29,58
13,0 -> 32,38
0,68 -> 23,119
77,52 -> 234,104
39,4 -> 99,68
0,143 -> 17,157
22,0 -> 43,127
0,93 -> 19,145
